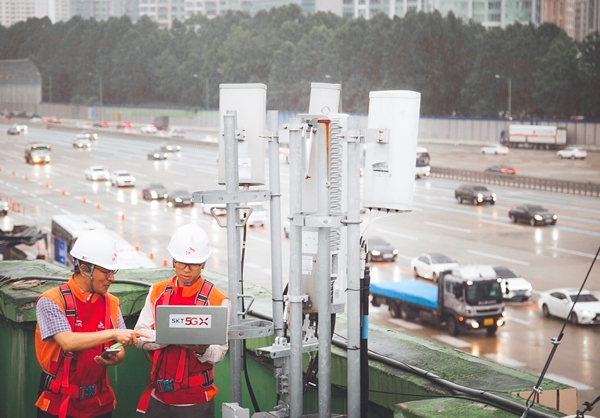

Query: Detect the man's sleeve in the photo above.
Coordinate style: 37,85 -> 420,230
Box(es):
195,298 -> 230,364
36,297 -> 72,341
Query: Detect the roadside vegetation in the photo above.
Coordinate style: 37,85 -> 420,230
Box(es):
1,4 -> 598,119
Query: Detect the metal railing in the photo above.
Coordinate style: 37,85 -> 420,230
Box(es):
431,166 -> 600,197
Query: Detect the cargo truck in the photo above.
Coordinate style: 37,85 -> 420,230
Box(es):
370,265 -> 506,336
500,124 -> 566,149
153,115 -> 169,130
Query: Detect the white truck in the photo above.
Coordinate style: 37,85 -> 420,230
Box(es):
500,124 -> 566,149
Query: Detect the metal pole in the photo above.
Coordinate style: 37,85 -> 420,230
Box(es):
99,75 -> 103,105
317,120 -> 332,418
267,110 -> 284,339
223,112 -> 243,404
346,122 -> 361,418
508,78 -> 512,119
205,78 -> 209,110
288,119 -> 304,417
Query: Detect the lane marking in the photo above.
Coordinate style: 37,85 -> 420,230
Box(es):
388,318 -> 424,330
467,250 -> 529,266
544,373 -> 594,391
545,246 -> 597,259
423,222 -> 471,233
504,316 -> 530,326
484,353 -> 527,368
434,335 -> 472,348
375,229 -> 418,240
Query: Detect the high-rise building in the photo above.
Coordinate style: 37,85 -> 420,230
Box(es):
1,0 -> 596,37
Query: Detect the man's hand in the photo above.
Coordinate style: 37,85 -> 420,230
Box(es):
94,347 -> 125,366
113,329 -> 148,346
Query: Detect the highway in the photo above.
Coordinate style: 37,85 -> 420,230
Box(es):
1,124 -> 599,408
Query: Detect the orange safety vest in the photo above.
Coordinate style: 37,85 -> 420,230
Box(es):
34,278 -> 120,418
137,276 -> 228,412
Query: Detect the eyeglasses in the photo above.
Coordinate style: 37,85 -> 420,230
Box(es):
94,265 -> 119,277
173,261 -> 203,271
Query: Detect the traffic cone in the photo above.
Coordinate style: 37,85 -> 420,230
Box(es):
162,258 -> 169,267
120,213 -> 125,221
45,182 -> 50,188
24,175 -> 28,181
82,196 -> 87,203
149,252 -> 155,260
11,170 -> 15,176
61,189 -> 66,196
96,202 -> 101,209
135,242 -> 140,251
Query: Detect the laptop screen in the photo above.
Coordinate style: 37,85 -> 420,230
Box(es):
155,305 -> 228,345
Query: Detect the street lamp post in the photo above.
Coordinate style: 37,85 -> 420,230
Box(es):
193,73 -> 209,109
495,74 -> 511,119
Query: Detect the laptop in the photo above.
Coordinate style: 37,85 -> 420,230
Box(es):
155,305 -> 228,345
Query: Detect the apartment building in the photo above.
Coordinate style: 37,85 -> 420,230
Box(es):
1,0 -> 597,39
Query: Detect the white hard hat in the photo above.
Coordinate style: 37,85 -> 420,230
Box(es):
167,224 -> 211,264
70,230 -> 119,270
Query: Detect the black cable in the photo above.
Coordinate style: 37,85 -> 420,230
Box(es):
239,212 -> 262,414
522,244 -> 600,417
248,308 -> 559,418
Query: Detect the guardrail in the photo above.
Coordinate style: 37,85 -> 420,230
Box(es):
431,166 -> 600,197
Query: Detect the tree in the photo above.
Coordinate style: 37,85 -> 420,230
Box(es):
532,37 -> 581,118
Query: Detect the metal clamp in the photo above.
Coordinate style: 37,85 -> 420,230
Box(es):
228,318 -> 274,340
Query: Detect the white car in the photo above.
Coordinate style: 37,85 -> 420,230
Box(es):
0,198 -> 8,216
12,123 -> 28,134
110,170 -> 136,187
140,124 -> 158,134
557,147 -> 587,159
84,166 -> 110,181
481,144 -> 509,155
538,288 -> 600,325
492,266 -> 533,301
410,253 -> 459,283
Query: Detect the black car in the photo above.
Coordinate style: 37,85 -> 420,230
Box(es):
166,190 -> 194,207
366,236 -> 398,262
455,184 -> 496,205
508,204 -> 557,226
142,183 -> 168,200
7,126 -> 19,135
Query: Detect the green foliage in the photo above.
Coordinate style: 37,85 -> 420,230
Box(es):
0,9 -> 595,118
